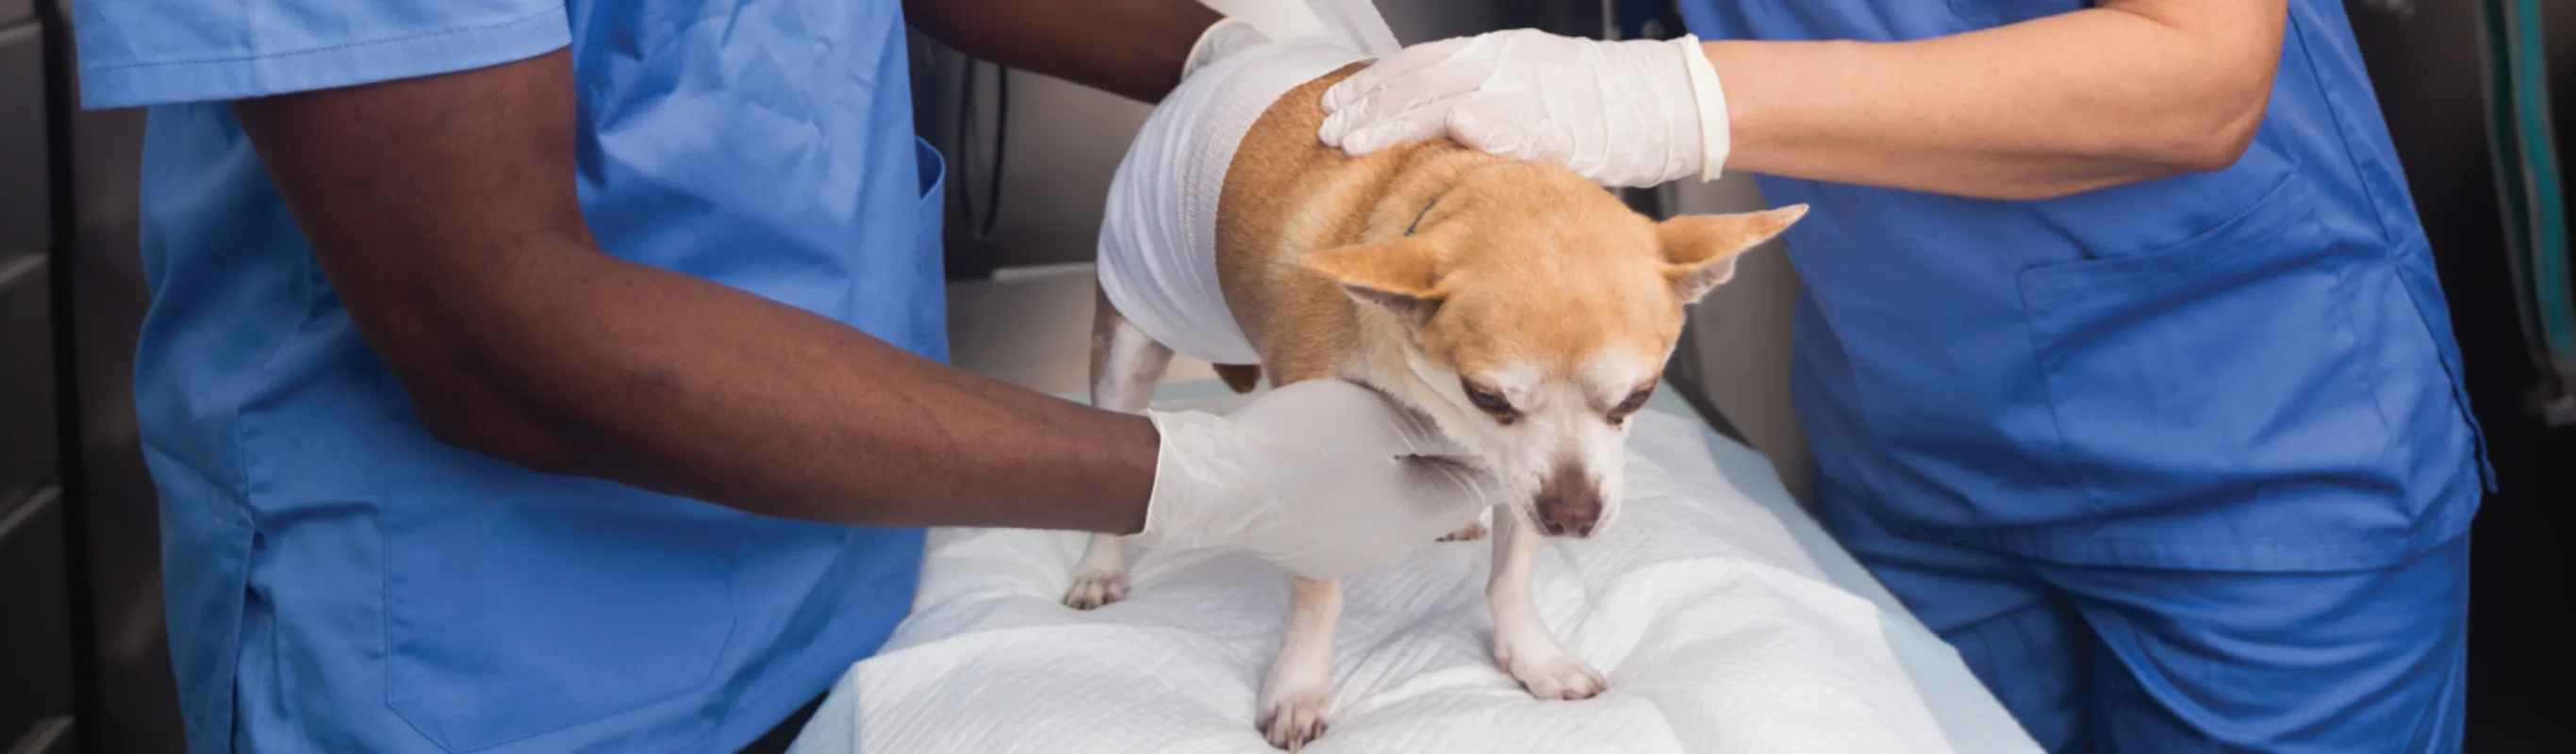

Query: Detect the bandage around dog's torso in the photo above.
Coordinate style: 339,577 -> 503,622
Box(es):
1096,34 -> 1366,366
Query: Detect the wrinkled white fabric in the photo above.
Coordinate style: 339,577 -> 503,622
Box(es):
788,406 -> 1957,754
1096,32 -> 1365,365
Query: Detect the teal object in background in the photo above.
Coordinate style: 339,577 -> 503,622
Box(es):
2478,0 -> 2576,424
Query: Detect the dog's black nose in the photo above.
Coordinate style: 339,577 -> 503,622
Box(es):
1534,460 -> 1601,538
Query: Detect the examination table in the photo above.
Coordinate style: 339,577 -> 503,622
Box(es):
785,380 -> 2043,753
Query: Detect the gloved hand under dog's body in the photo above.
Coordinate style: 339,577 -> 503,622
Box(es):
1130,380 -> 1501,581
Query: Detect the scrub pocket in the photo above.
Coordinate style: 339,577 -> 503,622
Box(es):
2016,176 -> 2392,517
384,487 -> 742,752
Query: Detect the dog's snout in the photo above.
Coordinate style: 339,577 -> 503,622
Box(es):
1533,460 -> 1602,538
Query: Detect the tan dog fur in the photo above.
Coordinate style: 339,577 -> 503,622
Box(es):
1071,64 -> 1806,750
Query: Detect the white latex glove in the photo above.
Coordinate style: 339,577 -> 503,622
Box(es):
1316,29 -> 1730,188
1133,380 -> 1500,580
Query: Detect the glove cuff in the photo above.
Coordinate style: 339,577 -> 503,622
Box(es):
1130,408 -> 1228,549
1672,35 -> 1731,182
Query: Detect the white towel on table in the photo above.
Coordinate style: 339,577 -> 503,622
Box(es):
787,403 -> 1954,754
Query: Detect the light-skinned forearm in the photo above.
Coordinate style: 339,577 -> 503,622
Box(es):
1706,0 -> 2285,200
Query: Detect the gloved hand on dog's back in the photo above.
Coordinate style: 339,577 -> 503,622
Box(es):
1318,28 -> 1731,188
1131,380 -> 1501,581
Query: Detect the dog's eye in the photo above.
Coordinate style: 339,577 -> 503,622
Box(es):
1461,380 -> 1517,420
1607,385 -> 1655,425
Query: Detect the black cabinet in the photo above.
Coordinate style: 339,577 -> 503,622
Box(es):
1,488 -> 77,754
0,22 -> 46,257
8,2 -> 176,749
0,254 -> 53,514
15,1 -> 185,750
1,8 -> 74,749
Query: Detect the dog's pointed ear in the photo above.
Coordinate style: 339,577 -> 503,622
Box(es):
1658,204 -> 1807,303
1299,238 -> 1449,321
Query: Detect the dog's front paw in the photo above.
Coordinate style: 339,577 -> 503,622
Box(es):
1499,650 -> 1606,700
1060,570 -> 1128,611
1439,521 -> 1489,542
1256,686 -> 1330,751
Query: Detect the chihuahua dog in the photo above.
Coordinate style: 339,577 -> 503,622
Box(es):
1072,63 -> 1805,750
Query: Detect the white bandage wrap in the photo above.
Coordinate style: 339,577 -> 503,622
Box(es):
1181,17 -> 1263,78
1096,34 -> 1366,365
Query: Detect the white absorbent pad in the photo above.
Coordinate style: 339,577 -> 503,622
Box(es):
1094,29 -> 1366,366
787,404 -> 1956,754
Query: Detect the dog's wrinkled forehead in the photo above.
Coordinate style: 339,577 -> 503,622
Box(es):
1415,177 -> 1682,379
1425,281 -> 1676,386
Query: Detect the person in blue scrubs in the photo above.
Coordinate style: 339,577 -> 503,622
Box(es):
71,1 -> 1509,751
1323,1 -> 2485,751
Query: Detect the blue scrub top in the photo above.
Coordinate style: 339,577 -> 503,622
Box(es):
1676,0 -> 2490,570
74,1 -> 941,751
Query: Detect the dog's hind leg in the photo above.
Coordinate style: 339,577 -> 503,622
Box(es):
1257,577 -> 1341,750
1064,284 -> 1175,611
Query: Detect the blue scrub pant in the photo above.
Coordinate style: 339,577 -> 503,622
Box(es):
1823,500 -> 2469,753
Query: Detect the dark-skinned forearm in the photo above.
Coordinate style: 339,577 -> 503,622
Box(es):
902,0 -> 1220,103
450,239 -> 1161,533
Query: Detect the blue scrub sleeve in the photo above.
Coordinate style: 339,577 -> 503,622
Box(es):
74,0 -> 570,108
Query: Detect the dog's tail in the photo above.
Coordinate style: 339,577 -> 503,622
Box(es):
1213,364 -> 1263,394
